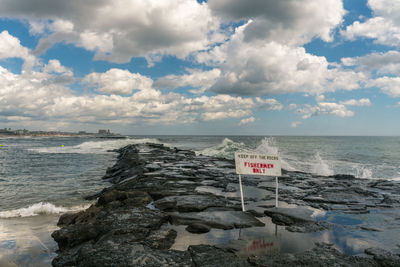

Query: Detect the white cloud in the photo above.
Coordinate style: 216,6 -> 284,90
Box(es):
342,0 -> 400,47
368,77 -> 400,97
0,30 -> 36,70
0,0 -> 222,64
342,51 -> 400,75
198,23 -> 363,96
340,98 -> 371,106
154,68 -> 221,93
83,69 -> 153,95
43,59 -> 72,76
297,102 -> 354,119
238,117 -> 255,126
1,63 -> 283,127
202,110 -> 250,121
208,0 -> 345,46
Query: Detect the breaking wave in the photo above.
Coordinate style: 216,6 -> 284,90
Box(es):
28,138 -> 163,154
311,152 -> 334,176
197,138 -> 248,159
0,202 -> 91,218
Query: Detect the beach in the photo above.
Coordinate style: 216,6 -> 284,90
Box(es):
1,136 -> 400,266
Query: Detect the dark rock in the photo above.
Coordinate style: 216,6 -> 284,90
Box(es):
154,194 -> 231,212
264,207 -> 330,233
169,211 -> 265,230
249,242 -> 378,267
97,190 -> 152,207
53,142 -> 400,266
188,245 -> 251,267
365,247 -> 400,266
52,223 -> 98,251
76,242 -> 193,267
141,228 -> 177,249
186,223 -> 211,233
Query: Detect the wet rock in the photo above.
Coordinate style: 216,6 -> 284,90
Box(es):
52,223 -> 98,251
188,245 -> 251,267
141,228 -> 177,249
264,207 -> 329,233
249,242 -> 377,267
186,223 -> 211,234
76,242 -> 192,267
154,194 -> 231,212
53,142 -> 400,266
97,190 -> 151,207
365,247 -> 400,266
304,189 -> 364,205
169,211 -> 265,230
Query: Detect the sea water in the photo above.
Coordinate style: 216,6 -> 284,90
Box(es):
1,135 -> 400,265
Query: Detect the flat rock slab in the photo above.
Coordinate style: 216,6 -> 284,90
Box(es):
154,194 -> 232,212
189,245 -> 251,267
248,243 -> 378,267
264,207 -> 330,232
169,211 -> 265,230
264,207 -> 324,223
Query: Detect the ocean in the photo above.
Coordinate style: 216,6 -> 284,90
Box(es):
1,135 -> 400,265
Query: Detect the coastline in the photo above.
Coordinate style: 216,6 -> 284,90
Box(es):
51,143 -> 400,266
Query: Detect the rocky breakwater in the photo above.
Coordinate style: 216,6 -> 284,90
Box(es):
52,143 -> 400,266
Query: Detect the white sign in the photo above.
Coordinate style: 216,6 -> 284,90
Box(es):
234,152 -> 282,176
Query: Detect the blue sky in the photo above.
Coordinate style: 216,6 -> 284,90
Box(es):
0,0 -> 399,135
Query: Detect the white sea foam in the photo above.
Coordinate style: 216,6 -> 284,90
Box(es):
197,138 -> 248,159
311,152 -> 334,176
255,137 -> 296,171
0,202 -> 91,218
254,137 -> 280,155
354,165 -> 373,179
29,138 -> 162,154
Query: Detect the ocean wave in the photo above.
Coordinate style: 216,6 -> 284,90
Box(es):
28,138 -> 163,154
0,202 -> 90,218
311,152 -> 334,176
197,138 -> 248,159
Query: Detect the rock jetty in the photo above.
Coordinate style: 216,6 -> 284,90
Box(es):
52,143 -> 400,266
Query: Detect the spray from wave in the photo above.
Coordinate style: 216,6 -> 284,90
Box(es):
28,138 -> 163,154
0,202 -> 91,218
311,152 -> 334,176
197,138 -> 248,159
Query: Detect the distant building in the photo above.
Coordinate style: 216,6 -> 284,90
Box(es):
0,128 -> 13,135
98,129 -> 111,135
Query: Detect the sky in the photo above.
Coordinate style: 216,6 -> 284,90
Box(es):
0,0 -> 399,135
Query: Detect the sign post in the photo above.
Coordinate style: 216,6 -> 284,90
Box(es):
234,152 -> 282,211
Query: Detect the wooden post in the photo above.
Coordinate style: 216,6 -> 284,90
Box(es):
275,176 -> 279,207
238,174 -> 245,211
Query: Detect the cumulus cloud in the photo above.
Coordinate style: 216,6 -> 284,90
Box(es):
83,69 -> 153,95
297,102 -> 354,119
238,117 -> 255,126
198,23 -> 363,96
0,0 -> 222,64
154,68 -> 221,93
368,77 -> 400,97
340,98 -> 371,106
0,30 -> 36,70
0,60 -> 282,127
208,0 -> 345,46
341,51 -> 400,97
342,0 -> 400,47
342,51 -> 400,75
43,59 -> 72,76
